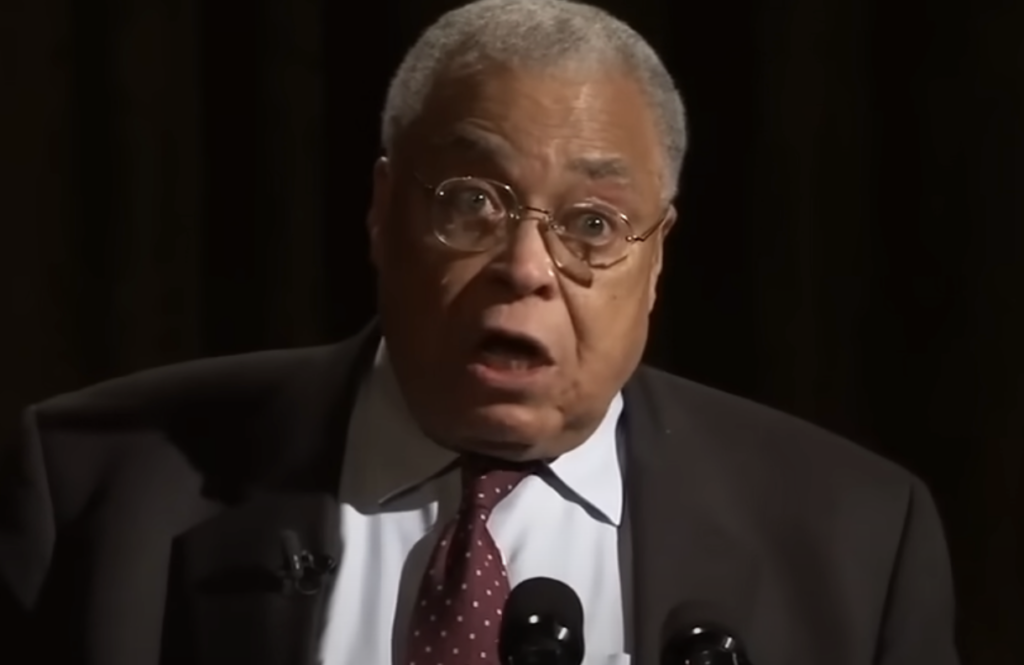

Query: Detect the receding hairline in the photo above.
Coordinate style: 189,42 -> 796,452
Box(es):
393,63 -> 669,194
387,44 -> 665,151
380,0 -> 688,200
397,57 -> 654,133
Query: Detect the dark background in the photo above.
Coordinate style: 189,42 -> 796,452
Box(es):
3,0 -> 1022,662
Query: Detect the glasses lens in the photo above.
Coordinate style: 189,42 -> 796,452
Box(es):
433,178 -> 509,250
552,203 -> 633,267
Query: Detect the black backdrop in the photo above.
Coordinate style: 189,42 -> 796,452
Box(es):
3,0 -> 1022,662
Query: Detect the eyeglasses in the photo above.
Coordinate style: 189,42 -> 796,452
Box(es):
416,174 -> 672,286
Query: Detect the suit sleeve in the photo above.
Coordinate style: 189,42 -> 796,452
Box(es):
875,478 -> 960,665
0,407 -> 56,646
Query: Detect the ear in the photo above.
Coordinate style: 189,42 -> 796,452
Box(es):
367,156 -> 392,269
646,205 -> 677,312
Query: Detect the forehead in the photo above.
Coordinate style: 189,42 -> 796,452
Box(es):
412,65 -> 665,195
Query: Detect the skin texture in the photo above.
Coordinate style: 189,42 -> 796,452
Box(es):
368,63 -> 676,460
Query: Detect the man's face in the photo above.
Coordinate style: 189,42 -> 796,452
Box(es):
368,64 -> 675,460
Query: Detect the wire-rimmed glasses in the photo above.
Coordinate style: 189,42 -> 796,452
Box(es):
417,175 -> 672,286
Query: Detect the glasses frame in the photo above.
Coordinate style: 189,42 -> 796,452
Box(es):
415,173 -> 672,284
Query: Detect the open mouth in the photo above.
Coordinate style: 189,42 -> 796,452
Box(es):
473,330 -> 554,372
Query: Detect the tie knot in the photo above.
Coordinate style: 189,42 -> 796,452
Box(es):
460,456 -> 537,513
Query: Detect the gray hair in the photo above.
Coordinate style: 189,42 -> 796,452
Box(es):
381,0 -> 688,200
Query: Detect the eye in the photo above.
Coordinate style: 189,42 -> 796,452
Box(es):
439,181 -> 502,219
432,179 -> 507,249
453,187 -> 490,213
578,214 -> 610,236
560,208 -> 620,245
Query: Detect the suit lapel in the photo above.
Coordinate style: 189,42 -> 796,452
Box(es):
162,325 -> 380,665
623,369 -> 762,665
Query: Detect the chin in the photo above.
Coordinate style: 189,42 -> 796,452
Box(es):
454,403 -> 562,459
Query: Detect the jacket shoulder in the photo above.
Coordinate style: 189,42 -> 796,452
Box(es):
33,345 -> 339,428
633,365 -> 917,493
24,342 -> 361,521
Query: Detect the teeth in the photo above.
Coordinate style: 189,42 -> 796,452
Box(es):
479,351 -> 538,371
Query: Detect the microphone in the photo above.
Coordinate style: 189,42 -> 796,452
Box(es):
278,529 -> 337,595
498,577 -> 585,665
660,602 -> 751,665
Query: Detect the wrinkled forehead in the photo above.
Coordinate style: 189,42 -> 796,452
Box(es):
404,64 -> 666,200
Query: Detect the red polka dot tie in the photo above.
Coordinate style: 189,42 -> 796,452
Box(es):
405,456 -> 536,665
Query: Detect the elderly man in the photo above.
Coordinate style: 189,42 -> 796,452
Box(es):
0,1 -> 958,664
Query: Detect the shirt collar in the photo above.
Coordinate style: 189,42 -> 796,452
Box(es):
545,392 -> 624,526
347,341 -> 624,526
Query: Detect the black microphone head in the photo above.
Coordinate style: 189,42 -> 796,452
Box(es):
499,577 -> 584,665
660,602 -> 749,665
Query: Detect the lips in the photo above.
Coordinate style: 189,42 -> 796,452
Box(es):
473,328 -> 554,371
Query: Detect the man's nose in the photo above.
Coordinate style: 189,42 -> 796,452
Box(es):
487,217 -> 558,299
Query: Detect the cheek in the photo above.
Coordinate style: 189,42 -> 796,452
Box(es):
380,221 -> 489,314
562,269 -> 653,378
380,212 -> 435,284
567,279 -> 650,352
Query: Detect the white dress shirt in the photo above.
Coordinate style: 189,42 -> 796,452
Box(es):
318,343 -> 631,664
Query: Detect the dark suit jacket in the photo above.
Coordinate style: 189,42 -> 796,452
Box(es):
0,326 -> 959,665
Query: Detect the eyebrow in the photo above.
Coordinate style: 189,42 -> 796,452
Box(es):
566,155 -> 632,181
428,124 -> 514,161
428,123 -> 632,182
